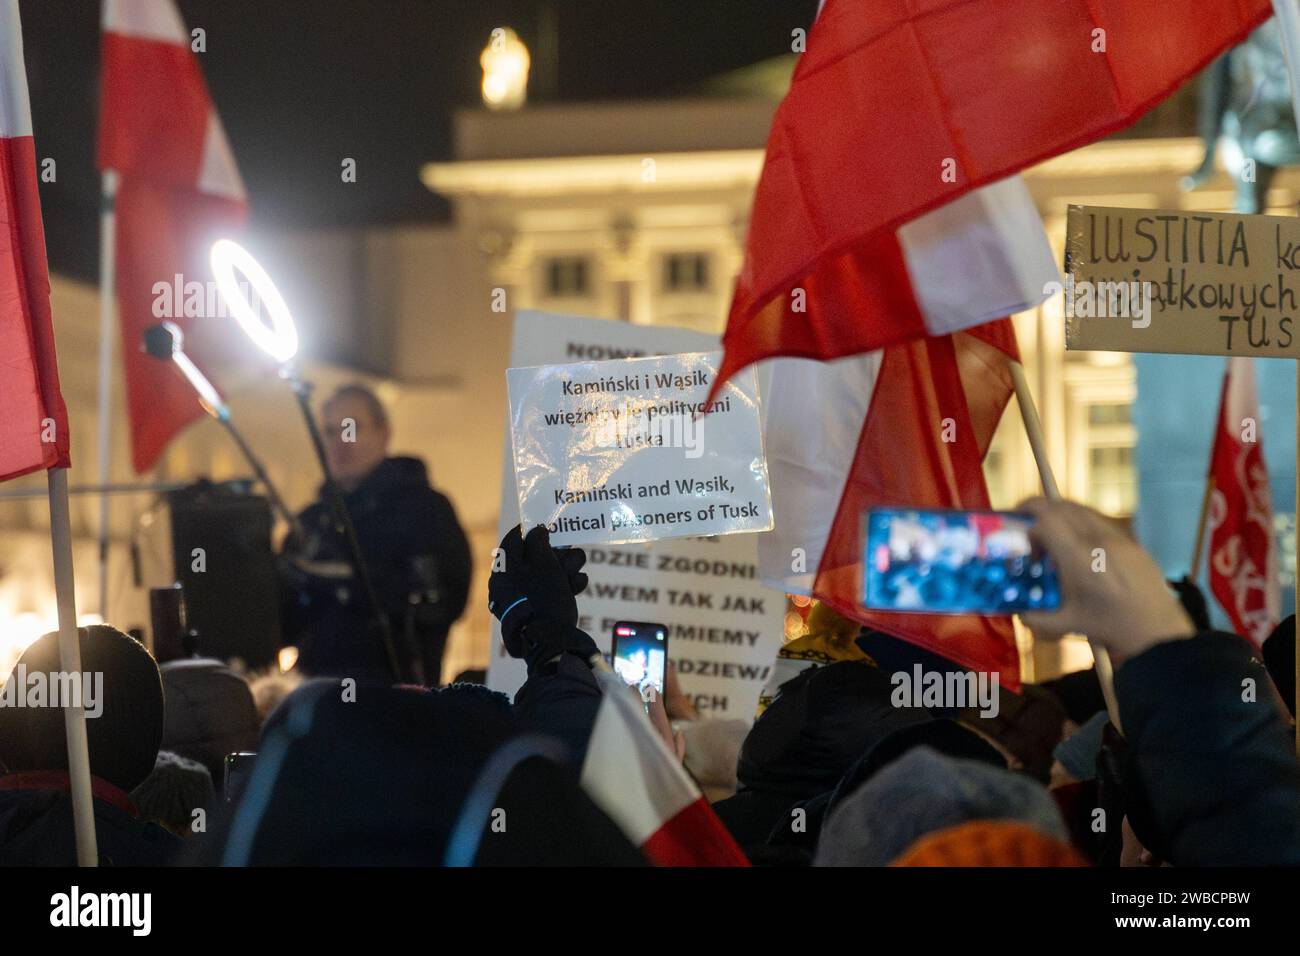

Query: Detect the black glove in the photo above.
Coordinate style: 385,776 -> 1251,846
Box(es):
488,525 -> 588,658
1168,575 -> 1211,632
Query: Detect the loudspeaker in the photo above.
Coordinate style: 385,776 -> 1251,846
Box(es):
167,481 -> 281,668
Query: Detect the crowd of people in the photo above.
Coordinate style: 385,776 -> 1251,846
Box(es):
1,484 -> 1298,865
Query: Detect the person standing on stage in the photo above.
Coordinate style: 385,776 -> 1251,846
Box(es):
279,384 -> 472,684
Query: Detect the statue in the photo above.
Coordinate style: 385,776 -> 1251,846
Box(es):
1184,20 -> 1300,213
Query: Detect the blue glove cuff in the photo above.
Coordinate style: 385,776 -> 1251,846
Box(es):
498,596 -> 530,625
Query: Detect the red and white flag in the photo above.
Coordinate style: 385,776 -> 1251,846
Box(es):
1207,358 -> 1279,646
98,0 -> 248,473
716,0 -> 1272,683
758,259 -> 1029,688
0,0 -> 71,482
714,0 -> 1271,391
581,668 -> 749,866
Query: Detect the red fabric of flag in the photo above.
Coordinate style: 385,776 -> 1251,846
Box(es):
0,0 -> 70,482
815,321 -> 1022,688
1207,358 -> 1279,646
716,0 -> 1272,391
98,0 -> 248,473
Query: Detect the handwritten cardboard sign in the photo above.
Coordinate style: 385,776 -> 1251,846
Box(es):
1063,204 -> 1300,358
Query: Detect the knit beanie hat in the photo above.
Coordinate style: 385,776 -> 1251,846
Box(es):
131,750 -> 215,835
891,819 -> 1087,867
0,625 -> 164,792
825,718 -> 1008,820
815,745 -> 1068,866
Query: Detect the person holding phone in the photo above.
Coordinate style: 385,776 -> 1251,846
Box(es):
487,526 -> 688,767
1018,497 -> 1300,865
488,525 -> 602,764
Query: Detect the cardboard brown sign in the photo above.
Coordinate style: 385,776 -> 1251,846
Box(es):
1062,205 -> 1300,359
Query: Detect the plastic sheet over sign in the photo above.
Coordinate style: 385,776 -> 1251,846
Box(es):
506,350 -> 773,547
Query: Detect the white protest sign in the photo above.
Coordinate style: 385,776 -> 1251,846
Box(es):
506,351 -> 773,546
488,311 -> 784,720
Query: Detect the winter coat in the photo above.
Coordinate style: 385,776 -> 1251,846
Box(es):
1116,631 -> 1300,865
0,772 -> 181,866
281,456 -> 471,682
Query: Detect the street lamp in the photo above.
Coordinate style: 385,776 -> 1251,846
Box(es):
480,27 -> 530,111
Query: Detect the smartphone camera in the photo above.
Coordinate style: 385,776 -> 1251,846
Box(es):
610,621 -> 668,700
862,507 -> 1061,615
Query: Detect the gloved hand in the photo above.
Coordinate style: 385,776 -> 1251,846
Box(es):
488,525 -> 588,658
1167,575 -> 1211,632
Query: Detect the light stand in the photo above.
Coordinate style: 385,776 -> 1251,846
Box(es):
142,322 -> 303,543
209,240 -> 403,682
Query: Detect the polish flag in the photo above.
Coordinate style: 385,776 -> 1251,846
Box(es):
759,272 -> 1028,688
580,667 -> 749,866
1207,358 -> 1279,646
714,0 -> 1271,391
0,0 -> 71,482
715,0 -> 1271,683
98,0 -> 248,473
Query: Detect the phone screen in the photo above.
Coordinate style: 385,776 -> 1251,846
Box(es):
224,751 -> 257,803
862,508 -> 1061,614
611,621 -> 668,697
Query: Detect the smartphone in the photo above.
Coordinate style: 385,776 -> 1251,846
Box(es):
610,621 -> 668,697
224,751 -> 257,803
862,507 -> 1061,614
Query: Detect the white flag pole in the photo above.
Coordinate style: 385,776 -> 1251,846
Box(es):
1269,0 -> 1300,755
96,169 -> 117,621
48,467 -> 99,866
1009,359 -> 1123,732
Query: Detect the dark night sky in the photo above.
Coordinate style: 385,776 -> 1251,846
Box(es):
19,0 -> 820,283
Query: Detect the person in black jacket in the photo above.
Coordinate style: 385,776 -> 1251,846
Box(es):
280,384 -> 472,684
0,626 -> 181,866
1021,496 -> 1300,866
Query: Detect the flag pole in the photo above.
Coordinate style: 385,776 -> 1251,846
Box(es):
96,168 -> 117,621
1189,471 -> 1214,581
1008,359 -> 1123,732
48,467 -> 99,866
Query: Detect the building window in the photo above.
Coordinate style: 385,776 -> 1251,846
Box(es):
542,256 -> 591,298
662,253 -> 711,293
1077,395 -> 1137,516
1087,443 -> 1136,515
1087,403 -> 1132,427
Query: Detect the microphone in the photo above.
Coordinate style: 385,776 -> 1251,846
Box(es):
142,321 -> 183,360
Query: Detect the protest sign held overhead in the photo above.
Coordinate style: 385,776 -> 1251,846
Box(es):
1063,205 -> 1300,358
507,350 -> 772,547
489,312 -> 784,720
